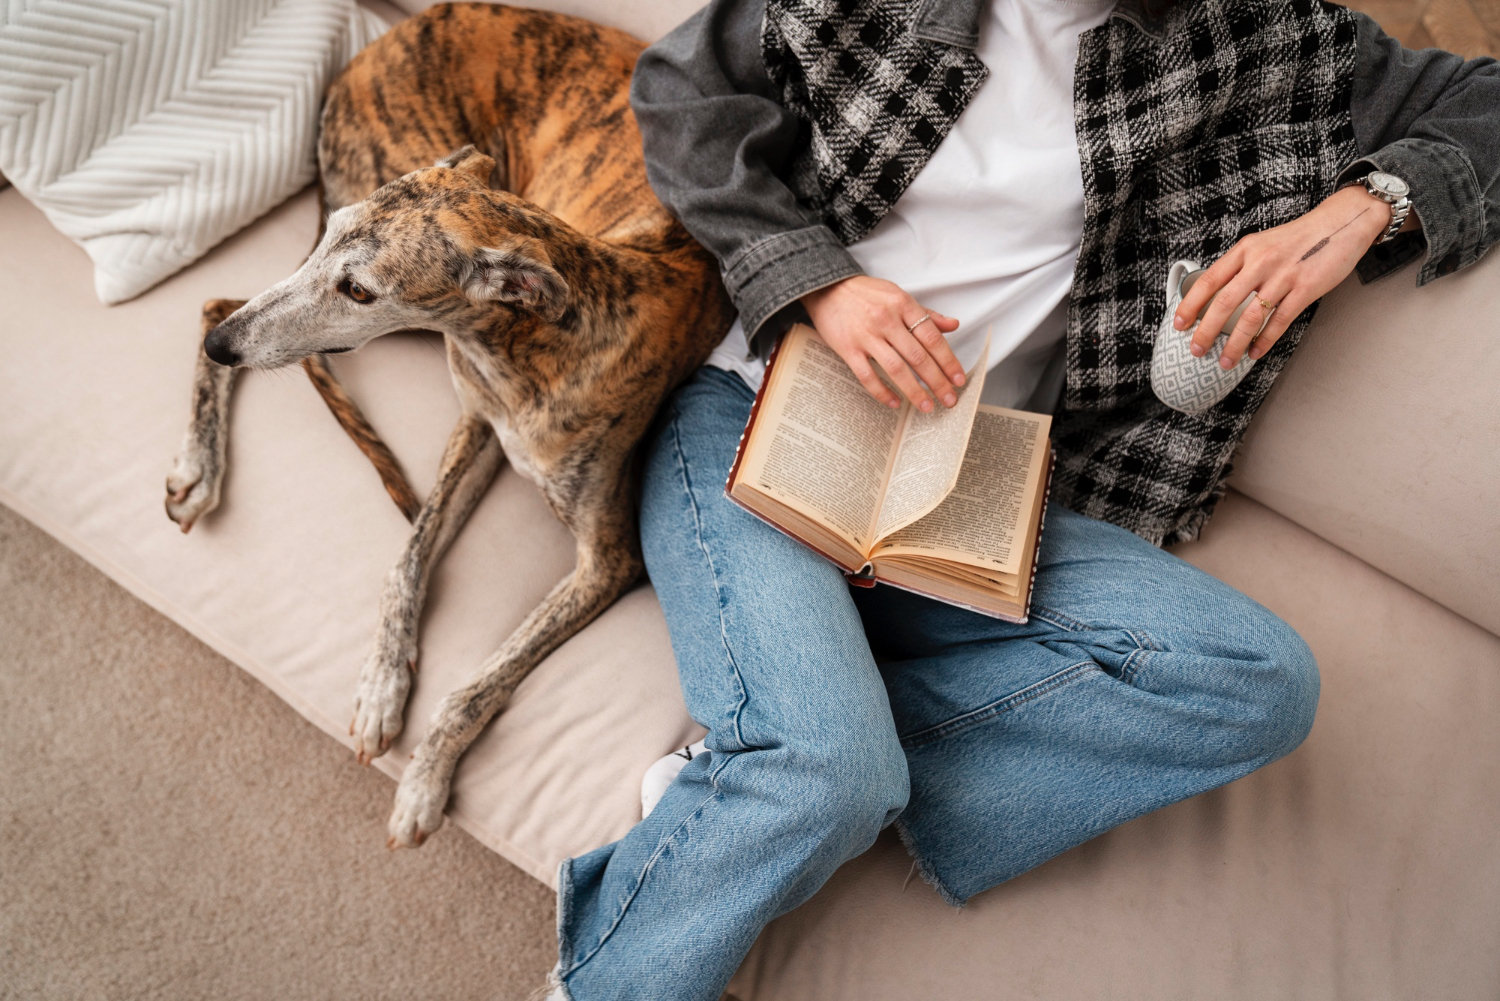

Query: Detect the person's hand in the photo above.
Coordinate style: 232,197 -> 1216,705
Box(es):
801,276 -> 964,412
1174,185 -> 1417,369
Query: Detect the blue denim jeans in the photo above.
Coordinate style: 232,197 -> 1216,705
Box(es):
554,365 -> 1318,1001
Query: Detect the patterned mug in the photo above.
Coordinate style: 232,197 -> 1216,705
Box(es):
1150,260 -> 1271,415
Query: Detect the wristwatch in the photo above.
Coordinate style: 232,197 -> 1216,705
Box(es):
1349,170 -> 1412,245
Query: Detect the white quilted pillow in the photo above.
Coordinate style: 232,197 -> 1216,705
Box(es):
0,0 -> 387,304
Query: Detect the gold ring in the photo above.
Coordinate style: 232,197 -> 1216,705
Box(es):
1258,298 -> 1276,311
906,314 -> 933,332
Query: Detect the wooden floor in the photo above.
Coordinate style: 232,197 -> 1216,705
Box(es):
1346,0 -> 1500,56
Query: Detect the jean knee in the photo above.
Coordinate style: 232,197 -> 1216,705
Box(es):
789,736 -> 910,849
1250,620 -> 1320,762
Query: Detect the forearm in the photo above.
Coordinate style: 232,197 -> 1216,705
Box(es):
631,0 -> 863,343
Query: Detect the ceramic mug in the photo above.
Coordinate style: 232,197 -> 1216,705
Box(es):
1150,260 -> 1272,415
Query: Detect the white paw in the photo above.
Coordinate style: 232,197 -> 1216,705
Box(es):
164,437 -> 222,533
350,642 -> 414,765
387,763 -> 449,849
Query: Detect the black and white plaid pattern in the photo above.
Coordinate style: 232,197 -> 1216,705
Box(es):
761,0 -> 989,245
762,0 -> 1361,545
1055,0 -> 1358,543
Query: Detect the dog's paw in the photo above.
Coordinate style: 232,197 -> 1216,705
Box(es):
351,644 -> 414,765
164,438 -> 222,533
386,764 -> 449,849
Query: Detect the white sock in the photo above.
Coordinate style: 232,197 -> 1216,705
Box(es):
640,739 -> 708,819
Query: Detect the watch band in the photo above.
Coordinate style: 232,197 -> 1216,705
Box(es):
1376,194 -> 1411,244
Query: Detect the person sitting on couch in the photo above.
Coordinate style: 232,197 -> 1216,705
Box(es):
545,1 -> 1499,998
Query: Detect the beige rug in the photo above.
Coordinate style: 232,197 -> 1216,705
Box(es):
0,504 -> 556,1000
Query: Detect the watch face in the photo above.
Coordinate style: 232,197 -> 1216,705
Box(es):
1368,171 -> 1410,198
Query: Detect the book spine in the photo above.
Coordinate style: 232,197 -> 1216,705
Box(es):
723,333 -> 785,497
1019,445 -> 1057,625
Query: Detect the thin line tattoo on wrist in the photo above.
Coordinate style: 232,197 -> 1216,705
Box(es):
1299,207 -> 1372,262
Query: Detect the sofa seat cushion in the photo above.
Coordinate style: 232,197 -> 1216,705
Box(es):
729,492 -> 1500,1000
0,185 -> 701,884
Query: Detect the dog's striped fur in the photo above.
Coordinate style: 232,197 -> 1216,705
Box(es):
166,3 -> 732,847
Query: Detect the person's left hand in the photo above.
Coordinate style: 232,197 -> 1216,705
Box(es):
1173,185 -> 1417,369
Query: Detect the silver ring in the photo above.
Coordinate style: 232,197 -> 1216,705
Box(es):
906,314 -> 933,332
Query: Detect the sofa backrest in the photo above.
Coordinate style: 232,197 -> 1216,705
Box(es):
1232,249 -> 1499,636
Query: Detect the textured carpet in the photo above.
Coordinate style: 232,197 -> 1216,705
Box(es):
0,503 -> 556,1001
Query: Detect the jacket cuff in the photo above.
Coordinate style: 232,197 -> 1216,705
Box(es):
1336,138 -> 1488,285
722,225 -> 864,347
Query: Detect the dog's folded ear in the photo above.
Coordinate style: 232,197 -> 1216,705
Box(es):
438,145 -> 499,188
462,238 -> 569,320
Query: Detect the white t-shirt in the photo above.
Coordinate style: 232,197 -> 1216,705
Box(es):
707,0 -> 1114,410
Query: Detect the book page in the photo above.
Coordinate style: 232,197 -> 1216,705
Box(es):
736,326 -> 906,551
872,333 -> 989,542
874,406 -> 1050,576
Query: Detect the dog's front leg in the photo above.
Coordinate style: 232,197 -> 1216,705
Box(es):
165,299 -> 246,532
387,523 -> 643,847
351,414 -> 504,765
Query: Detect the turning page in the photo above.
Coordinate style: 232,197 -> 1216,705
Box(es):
875,406 -> 1051,576
872,335 -> 989,541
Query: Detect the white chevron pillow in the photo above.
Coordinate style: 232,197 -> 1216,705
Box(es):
0,0 -> 386,304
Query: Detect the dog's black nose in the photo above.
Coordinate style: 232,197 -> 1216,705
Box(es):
203,327 -> 240,367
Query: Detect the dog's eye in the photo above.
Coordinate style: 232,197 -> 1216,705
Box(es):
340,278 -> 376,304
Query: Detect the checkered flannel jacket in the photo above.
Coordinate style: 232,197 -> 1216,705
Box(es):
761,0 -> 1360,544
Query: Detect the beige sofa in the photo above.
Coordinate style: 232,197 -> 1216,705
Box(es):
2,1 -> 1497,996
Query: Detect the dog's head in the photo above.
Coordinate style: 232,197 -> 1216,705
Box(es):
203,147 -> 570,369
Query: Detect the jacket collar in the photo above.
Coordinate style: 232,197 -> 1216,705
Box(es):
911,0 -> 1172,49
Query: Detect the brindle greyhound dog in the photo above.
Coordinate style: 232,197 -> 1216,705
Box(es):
163,3 -> 732,848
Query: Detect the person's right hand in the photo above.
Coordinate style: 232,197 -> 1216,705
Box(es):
800,276 -> 963,412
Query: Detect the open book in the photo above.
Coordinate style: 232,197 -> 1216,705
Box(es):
726,324 -> 1053,621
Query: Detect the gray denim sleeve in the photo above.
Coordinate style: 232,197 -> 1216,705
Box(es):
1343,13 -> 1500,285
630,0 -> 862,347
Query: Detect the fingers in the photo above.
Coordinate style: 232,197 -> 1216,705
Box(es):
1219,276 -> 1292,368
909,312 -> 966,387
1248,288 -> 1310,361
869,339 -> 938,412
1175,248 -> 1240,332
1190,269 -> 1257,360
843,350 -> 903,410
801,276 -> 967,411
892,321 -> 959,408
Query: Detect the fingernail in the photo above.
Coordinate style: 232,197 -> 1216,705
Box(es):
1190,343 -> 1205,357
943,393 -> 957,407
1173,315 -> 1187,330
919,400 -> 933,413
953,373 -> 965,386
1220,355 -> 1234,369
888,399 -> 901,409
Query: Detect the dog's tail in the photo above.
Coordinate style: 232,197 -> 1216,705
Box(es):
301,354 -> 422,522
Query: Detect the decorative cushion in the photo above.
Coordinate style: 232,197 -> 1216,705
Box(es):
0,0 -> 386,304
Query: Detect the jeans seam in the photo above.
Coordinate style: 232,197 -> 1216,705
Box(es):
1118,631 -> 1159,685
1029,604 -> 1090,632
1031,604 -> 1161,686
562,785 -> 724,976
666,409 -> 751,750
898,660 -> 1102,750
